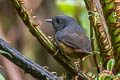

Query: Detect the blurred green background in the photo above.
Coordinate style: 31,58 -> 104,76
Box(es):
0,0 -> 91,80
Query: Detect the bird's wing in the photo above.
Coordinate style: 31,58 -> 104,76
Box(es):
56,30 -> 91,52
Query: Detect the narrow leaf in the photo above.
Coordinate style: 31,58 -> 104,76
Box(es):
0,50 -> 12,58
107,59 -> 115,71
99,73 -> 107,80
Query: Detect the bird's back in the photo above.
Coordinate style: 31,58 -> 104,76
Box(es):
55,25 -> 92,52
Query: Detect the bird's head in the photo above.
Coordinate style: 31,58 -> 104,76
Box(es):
45,15 -> 77,31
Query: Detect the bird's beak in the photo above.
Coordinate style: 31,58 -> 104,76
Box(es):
45,18 -> 52,23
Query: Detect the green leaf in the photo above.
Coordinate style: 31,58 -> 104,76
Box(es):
0,74 -> 6,80
87,72 -> 96,78
95,77 -> 98,80
0,50 -> 8,54
0,50 -> 12,58
87,72 -> 93,77
117,73 -> 120,77
107,59 -> 115,71
99,73 -> 107,80
105,75 -> 112,80
113,75 -> 119,80
113,73 -> 120,80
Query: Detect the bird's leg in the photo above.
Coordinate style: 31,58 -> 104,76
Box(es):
53,38 -> 64,55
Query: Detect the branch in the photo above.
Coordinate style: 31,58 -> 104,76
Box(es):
0,38 -> 61,80
101,0 -> 120,73
84,0 -> 114,66
9,0 -> 89,79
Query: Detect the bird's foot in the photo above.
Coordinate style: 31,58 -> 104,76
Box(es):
74,59 -> 82,72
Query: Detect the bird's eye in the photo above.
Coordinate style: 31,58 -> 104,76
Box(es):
57,19 -> 62,24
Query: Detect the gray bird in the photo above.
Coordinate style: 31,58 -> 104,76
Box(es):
46,15 -> 92,59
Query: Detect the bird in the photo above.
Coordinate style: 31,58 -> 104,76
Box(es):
45,15 -> 92,60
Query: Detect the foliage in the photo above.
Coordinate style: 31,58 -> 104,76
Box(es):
102,0 -> 120,73
87,59 -> 120,80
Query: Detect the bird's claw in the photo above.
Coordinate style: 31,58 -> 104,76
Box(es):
74,59 -> 82,71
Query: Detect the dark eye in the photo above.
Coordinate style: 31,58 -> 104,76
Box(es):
57,19 -> 62,24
